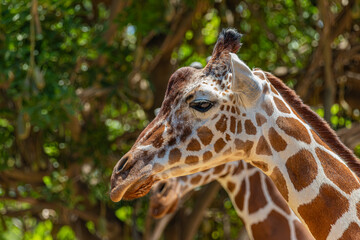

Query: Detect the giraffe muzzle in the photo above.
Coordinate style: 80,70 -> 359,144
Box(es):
110,154 -> 158,202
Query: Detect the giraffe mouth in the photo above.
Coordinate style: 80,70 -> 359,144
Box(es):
110,174 -> 158,202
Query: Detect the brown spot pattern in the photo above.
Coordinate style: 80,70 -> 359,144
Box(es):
180,126 -> 192,142
179,175 -> 188,181
215,114 -> 228,133
270,84 -> 279,95
261,99 -> 274,116
251,210 -> 291,240
203,175 -> 210,183
168,137 -> 177,146
225,134 -> 231,141
270,167 -> 289,201
230,116 -> 236,133
234,180 -> 246,211
298,184 -> 349,240
169,148 -> 181,164
268,127 -> 287,152
197,126 -> 213,146
248,172 -> 268,213
262,84 -> 270,94
157,149 -> 166,158
227,181 -> 236,192
256,113 -> 267,126
141,125 -> 165,148
256,136 -> 272,156
290,106 -> 306,124
223,147 -> 232,155
276,117 -> 311,144
186,138 -> 201,151
235,139 -> 254,155
357,201 -> 360,220
214,138 -> 226,153
294,220 -> 314,240
153,163 -> 165,172
246,162 -> 255,169
245,120 -> 257,135
237,120 -> 242,134
339,223 -> 360,240
265,178 -> 291,214
185,155 -> 199,165
213,164 -> 226,174
252,160 -> 269,172
203,151 -> 213,162
233,161 -> 244,175
212,113 -> 219,120
311,129 -> 332,152
190,175 -> 202,185
273,96 -> 290,113
316,148 -> 360,194
153,136 -> 164,148
286,149 -> 317,191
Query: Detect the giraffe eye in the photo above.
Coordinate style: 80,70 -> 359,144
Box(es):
189,100 -> 214,113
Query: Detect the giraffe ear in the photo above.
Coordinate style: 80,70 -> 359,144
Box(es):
230,53 -> 261,103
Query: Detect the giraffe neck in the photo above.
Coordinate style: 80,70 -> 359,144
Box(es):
245,71 -> 360,240
161,161 -> 314,240
176,162 -> 237,195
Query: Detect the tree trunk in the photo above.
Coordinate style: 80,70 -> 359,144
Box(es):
183,182 -> 221,240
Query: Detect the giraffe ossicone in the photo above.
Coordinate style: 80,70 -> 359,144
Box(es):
150,160 -> 314,240
110,28 -> 360,240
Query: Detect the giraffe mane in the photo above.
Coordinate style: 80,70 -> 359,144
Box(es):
264,72 -> 360,177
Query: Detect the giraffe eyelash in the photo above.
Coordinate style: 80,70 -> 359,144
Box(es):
189,99 -> 214,113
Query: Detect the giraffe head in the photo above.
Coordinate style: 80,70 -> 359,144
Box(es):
149,179 -> 180,218
110,28 -> 269,202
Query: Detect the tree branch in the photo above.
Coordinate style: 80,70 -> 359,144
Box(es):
0,196 -> 99,223
183,182 -> 221,240
103,0 -> 131,45
149,213 -> 176,240
319,0 -> 335,123
1,169 -> 49,184
295,0 -> 355,99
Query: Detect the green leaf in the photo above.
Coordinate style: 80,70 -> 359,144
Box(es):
57,226 -> 76,240
115,206 -> 133,224
331,104 -> 340,115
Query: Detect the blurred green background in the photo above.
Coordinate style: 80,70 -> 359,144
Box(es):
1,0 -> 360,239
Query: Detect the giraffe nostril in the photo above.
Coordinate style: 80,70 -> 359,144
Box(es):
116,156 -> 129,174
157,182 -> 167,195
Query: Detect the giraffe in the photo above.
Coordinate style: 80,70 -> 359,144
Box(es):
110,28 -> 360,239
150,160 -> 314,240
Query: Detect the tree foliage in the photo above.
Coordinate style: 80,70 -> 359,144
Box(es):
0,0 -> 359,239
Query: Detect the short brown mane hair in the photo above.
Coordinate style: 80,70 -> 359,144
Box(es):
264,72 -> 360,177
